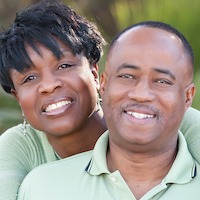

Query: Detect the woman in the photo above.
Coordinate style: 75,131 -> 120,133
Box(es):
0,0 -> 199,200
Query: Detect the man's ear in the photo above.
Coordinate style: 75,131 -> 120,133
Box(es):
100,71 -> 107,97
91,63 -> 100,90
185,83 -> 195,110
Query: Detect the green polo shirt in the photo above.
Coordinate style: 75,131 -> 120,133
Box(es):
18,131 -> 200,200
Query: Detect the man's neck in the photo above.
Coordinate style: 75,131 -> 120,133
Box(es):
107,142 -> 177,199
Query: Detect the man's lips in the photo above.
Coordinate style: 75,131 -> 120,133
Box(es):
122,104 -> 158,120
126,111 -> 155,119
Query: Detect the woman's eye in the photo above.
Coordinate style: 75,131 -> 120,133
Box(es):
23,75 -> 37,84
58,63 -> 73,69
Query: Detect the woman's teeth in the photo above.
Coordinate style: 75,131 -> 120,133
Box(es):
45,101 -> 71,112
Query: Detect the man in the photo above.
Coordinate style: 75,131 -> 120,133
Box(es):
17,21 -> 199,200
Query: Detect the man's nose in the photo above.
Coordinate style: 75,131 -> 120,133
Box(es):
127,79 -> 155,102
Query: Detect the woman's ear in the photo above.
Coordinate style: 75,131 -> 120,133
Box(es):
185,83 -> 195,110
11,88 -> 19,101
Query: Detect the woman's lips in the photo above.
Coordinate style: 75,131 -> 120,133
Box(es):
44,100 -> 72,113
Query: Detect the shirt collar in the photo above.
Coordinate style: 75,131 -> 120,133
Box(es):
163,131 -> 196,184
86,130 -> 196,184
86,131 -> 110,175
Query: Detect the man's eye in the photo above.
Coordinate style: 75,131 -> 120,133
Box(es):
58,64 -> 73,69
118,74 -> 135,79
156,79 -> 172,85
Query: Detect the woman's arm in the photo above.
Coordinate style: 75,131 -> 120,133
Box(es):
180,107 -> 200,163
0,124 -> 55,200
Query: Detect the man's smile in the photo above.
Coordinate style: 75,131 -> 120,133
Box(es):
126,111 -> 155,119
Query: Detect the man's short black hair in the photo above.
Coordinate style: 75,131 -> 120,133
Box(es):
109,20 -> 194,69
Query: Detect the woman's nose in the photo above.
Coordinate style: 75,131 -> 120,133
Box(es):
38,74 -> 63,94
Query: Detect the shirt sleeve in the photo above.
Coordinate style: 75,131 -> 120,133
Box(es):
0,124 -> 52,200
180,107 -> 200,164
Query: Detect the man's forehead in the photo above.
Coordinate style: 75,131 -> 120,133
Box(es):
107,26 -> 183,63
116,26 -> 180,47
106,27 -> 188,74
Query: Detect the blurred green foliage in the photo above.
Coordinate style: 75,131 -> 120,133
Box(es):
0,0 -> 200,134
0,88 -> 22,133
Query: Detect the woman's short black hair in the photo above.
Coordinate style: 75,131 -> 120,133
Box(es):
0,0 -> 106,93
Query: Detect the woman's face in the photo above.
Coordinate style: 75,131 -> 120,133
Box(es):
10,40 -> 100,136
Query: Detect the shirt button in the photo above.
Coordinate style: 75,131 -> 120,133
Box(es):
110,176 -> 117,183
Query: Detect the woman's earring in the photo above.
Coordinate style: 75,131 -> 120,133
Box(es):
22,113 -> 27,136
97,91 -> 102,108
98,98 -> 102,105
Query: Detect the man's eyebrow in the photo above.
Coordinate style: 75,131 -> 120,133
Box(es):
115,64 -> 176,80
153,68 -> 176,80
116,63 -> 140,72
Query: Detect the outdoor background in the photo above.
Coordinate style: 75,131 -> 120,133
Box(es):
0,0 -> 200,133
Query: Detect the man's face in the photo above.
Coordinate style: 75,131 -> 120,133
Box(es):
100,27 -> 195,152
10,39 -> 100,137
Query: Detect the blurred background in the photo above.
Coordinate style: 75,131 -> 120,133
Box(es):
0,0 -> 200,133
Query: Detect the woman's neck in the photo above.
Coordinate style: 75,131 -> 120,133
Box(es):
46,108 -> 107,158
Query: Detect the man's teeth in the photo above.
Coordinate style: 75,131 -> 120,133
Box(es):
45,101 -> 71,112
126,111 -> 154,119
